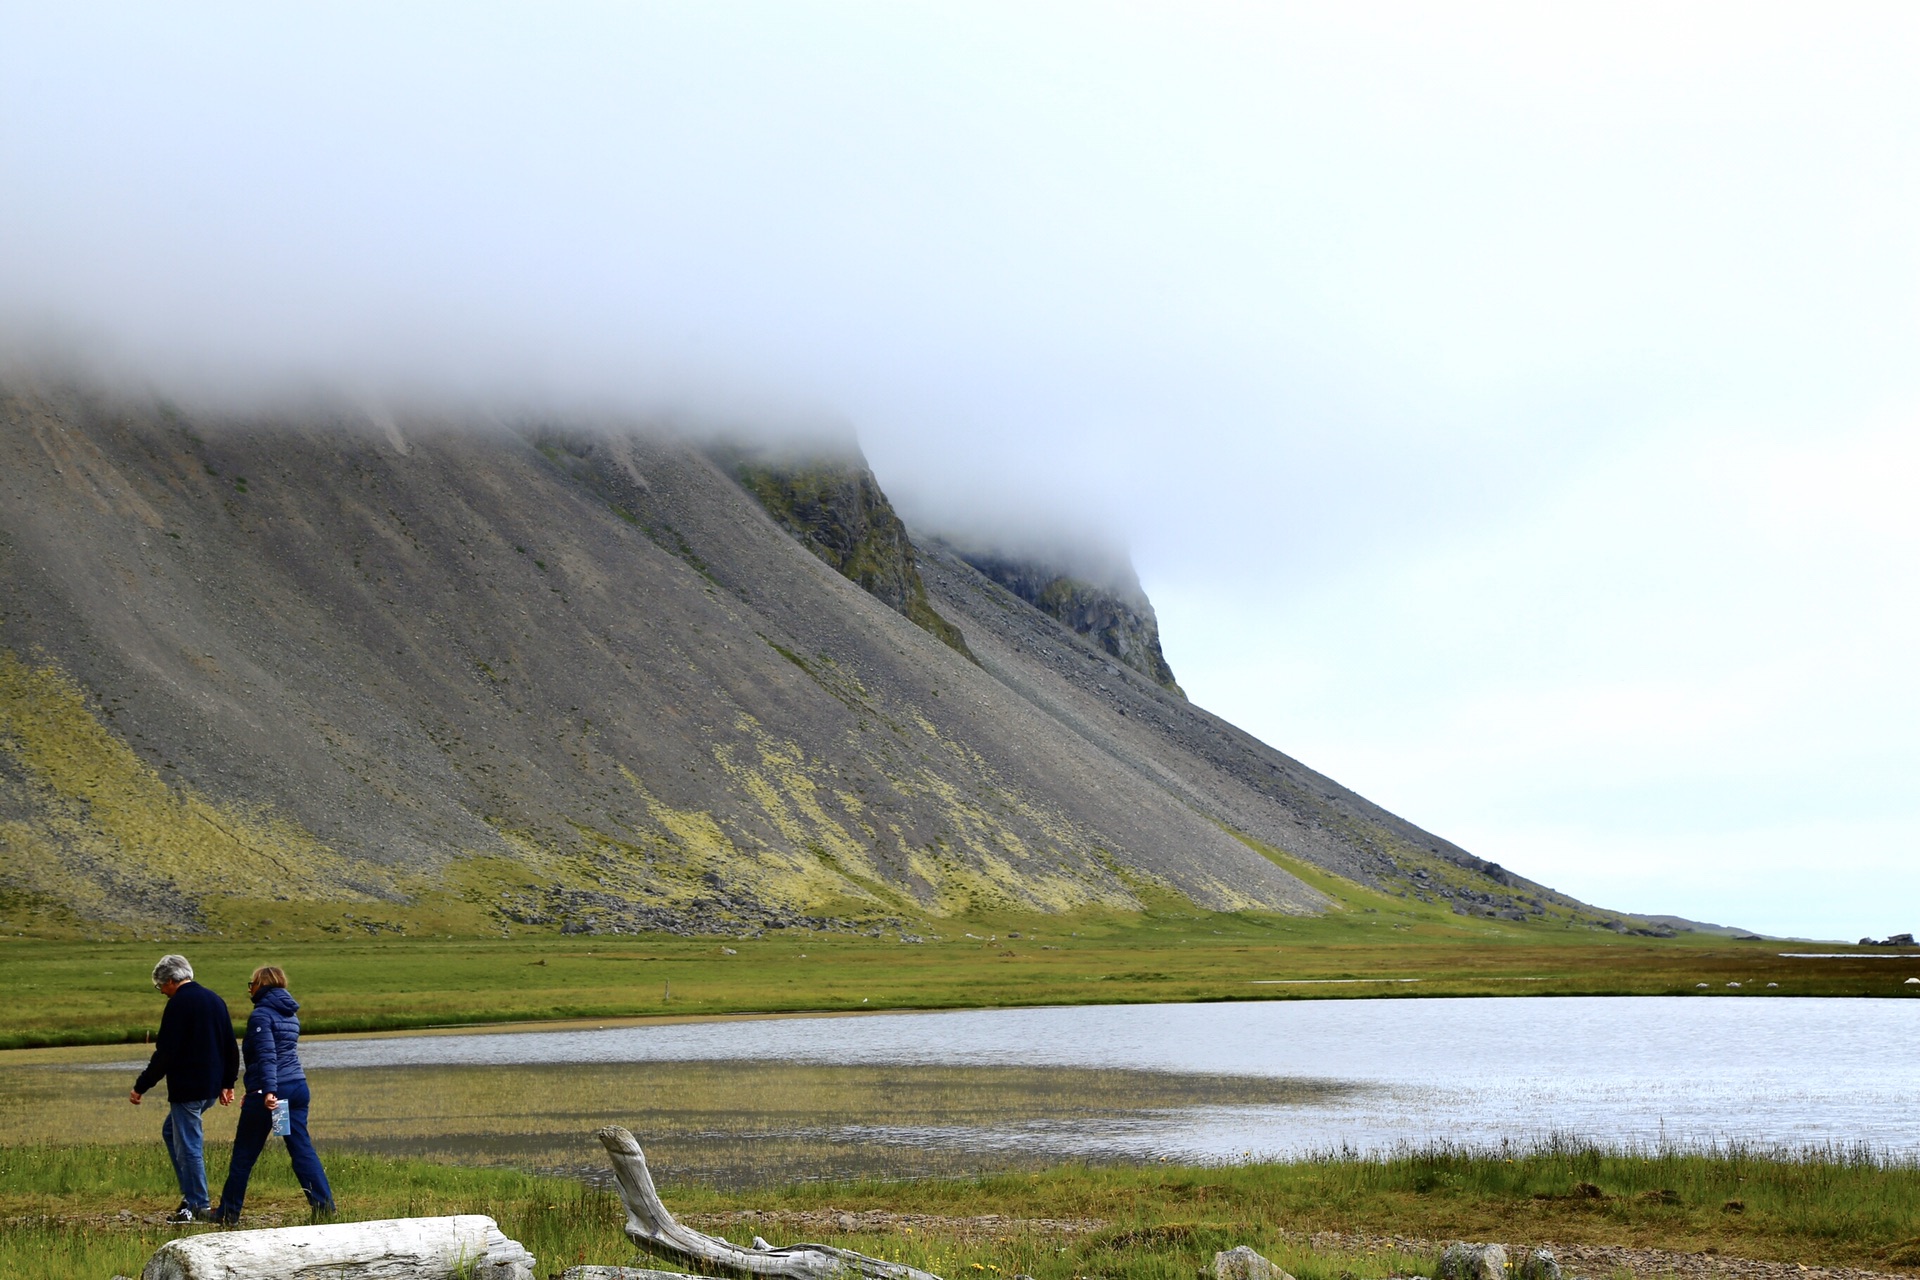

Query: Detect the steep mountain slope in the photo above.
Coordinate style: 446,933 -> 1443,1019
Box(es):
914,539 -> 1567,916
0,384 -> 1601,939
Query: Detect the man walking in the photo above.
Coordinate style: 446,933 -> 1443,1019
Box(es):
129,954 -> 237,1224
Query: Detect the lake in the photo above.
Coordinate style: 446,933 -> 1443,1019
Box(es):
5,996 -> 1915,1187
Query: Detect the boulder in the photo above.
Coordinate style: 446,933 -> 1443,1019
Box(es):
1519,1247 -> 1561,1280
1438,1243 -> 1509,1280
1213,1245 -> 1294,1280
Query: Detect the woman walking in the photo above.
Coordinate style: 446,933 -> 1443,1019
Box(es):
213,966 -> 334,1225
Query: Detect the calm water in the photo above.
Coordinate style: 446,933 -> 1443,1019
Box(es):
10,997 -> 1917,1186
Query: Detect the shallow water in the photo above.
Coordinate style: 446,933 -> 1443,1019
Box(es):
8,996 -> 1917,1186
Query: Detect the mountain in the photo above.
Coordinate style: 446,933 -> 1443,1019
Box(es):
0,383 -> 1623,940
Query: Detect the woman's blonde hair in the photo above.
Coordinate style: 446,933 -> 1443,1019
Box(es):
249,965 -> 287,991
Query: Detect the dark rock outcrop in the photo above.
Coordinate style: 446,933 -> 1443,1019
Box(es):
951,549 -> 1182,695
719,447 -> 972,660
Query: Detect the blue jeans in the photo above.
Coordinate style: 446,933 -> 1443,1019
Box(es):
215,1081 -> 333,1220
161,1097 -> 218,1211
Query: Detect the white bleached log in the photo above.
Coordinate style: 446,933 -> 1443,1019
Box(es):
595,1126 -> 944,1280
140,1214 -> 535,1280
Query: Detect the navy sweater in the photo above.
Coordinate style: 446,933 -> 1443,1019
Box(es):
134,981 -> 239,1102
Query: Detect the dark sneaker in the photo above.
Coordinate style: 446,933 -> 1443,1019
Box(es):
211,1206 -> 240,1227
164,1206 -> 209,1224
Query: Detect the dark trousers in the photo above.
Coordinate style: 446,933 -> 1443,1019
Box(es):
216,1081 -> 334,1219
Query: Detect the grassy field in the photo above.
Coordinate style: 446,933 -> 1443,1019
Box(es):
1,886 -> 1914,1049
7,871 -> 1914,1276
1,1140 -> 1916,1280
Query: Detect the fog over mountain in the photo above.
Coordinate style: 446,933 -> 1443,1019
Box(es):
3,5 -> 1917,937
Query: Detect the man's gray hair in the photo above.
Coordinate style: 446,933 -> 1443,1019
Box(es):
151,953 -> 193,987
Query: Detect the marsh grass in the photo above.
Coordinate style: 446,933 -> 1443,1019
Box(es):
673,1138 -> 1920,1274
13,1138 -> 1912,1280
5,901 -> 1913,1051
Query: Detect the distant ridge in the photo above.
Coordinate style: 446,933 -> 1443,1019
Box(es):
1630,914 -> 1762,939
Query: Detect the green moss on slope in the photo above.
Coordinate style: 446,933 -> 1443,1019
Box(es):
0,648 -> 395,931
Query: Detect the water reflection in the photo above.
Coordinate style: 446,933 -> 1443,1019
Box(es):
0,1056 -> 1355,1187
6,997 -> 1917,1187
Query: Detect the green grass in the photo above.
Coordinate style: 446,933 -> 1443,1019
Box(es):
2,1141 -> 1915,1280
0,1143 -> 623,1279
1,898 -> 1913,1049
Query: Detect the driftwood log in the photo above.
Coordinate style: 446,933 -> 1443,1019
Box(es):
595,1126 -> 944,1280
139,1214 -> 536,1280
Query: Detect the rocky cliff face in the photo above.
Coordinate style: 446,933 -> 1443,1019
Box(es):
954,550 -> 1183,696
722,449 -> 972,659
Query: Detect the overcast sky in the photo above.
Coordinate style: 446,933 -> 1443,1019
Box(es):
4,3 -> 1916,939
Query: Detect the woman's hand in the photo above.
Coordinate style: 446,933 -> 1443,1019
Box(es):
264,1092 -> 278,1109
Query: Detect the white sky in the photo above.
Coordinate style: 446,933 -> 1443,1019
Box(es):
3,3 -> 1916,938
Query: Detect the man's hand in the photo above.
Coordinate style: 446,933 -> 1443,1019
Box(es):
219,1089 -> 234,1106
264,1092 -> 278,1110
128,1089 -> 142,1105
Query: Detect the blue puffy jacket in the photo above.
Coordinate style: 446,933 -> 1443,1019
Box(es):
241,986 -> 309,1095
